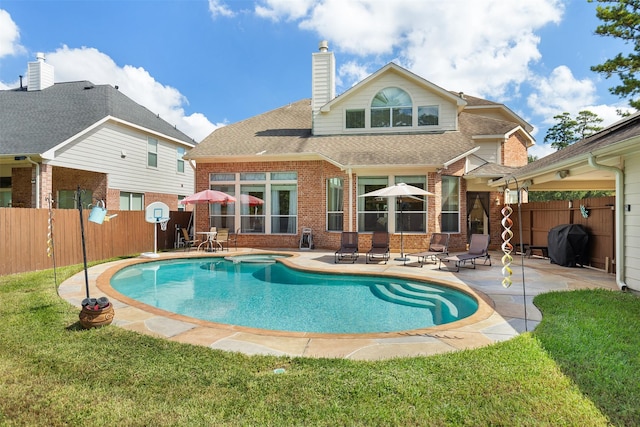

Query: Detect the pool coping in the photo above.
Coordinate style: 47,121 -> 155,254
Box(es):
58,248 -> 618,360
96,252 -> 496,340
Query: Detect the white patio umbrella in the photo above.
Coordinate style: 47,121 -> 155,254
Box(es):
359,183 -> 435,261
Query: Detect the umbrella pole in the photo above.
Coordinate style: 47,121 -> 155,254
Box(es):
395,197 -> 409,262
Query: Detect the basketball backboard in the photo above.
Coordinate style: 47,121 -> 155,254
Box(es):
144,202 -> 170,223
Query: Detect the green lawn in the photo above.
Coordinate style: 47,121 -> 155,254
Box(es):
1,262 -> 638,426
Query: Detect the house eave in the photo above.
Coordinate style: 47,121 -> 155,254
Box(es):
41,116 -> 196,160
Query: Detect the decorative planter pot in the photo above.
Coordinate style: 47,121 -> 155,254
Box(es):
79,303 -> 115,329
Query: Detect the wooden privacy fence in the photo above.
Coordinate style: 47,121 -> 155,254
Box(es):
1,197 -> 616,276
0,208 -> 193,276
508,196 -> 615,271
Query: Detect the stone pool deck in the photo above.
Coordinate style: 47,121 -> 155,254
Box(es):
58,248 -> 618,361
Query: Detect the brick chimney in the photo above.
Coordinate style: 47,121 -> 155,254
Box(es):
27,53 -> 54,91
311,41 -> 335,120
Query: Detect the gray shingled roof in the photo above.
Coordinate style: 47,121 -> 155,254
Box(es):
466,161 -> 520,178
187,98 -> 524,168
0,81 -> 195,155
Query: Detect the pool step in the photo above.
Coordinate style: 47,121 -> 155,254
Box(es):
371,283 -> 458,316
371,284 -> 435,309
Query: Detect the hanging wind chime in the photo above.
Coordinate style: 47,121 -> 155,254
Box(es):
501,189 -> 514,288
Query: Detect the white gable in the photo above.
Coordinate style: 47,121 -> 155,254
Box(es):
313,69 -> 461,136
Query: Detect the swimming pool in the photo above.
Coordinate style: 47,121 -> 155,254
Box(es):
110,257 -> 479,334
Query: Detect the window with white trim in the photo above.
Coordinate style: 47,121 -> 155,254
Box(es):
394,176 -> 427,233
209,172 -> 298,234
441,176 -> 460,233
357,177 -> 389,232
418,105 -> 439,126
371,87 -> 412,128
120,192 -> 144,210
176,147 -> 185,173
326,177 -> 344,231
345,109 -> 365,129
147,137 -> 158,168
58,189 -> 93,209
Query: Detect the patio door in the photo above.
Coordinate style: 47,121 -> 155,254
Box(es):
466,192 -> 489,239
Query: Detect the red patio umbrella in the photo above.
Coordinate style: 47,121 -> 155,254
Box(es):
179,190 -> 237,236
180,189 -> 236,205
239,194 -> 264,206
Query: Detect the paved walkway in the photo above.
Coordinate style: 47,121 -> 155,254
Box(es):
58,248 -> 618,360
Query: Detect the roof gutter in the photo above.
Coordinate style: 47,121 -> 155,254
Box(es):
26,156 -> 40,208
588,153 -> 627,290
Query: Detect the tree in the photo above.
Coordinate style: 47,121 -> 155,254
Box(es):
575,110 -> 604,139
590,0 -> 640,109
543,110 -> 604,150
544,112 -> 577,150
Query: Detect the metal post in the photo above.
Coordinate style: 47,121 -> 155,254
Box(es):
77,186 -> 90,299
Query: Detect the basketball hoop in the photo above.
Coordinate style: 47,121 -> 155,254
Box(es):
142,202 -> 171,258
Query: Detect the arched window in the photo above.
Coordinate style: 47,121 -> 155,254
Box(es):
371,87 -> 412,128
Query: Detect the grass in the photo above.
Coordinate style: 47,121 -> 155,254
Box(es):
1,262 -> 639,426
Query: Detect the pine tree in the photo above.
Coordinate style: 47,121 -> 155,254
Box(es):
590,0 -> 640,109
543,111 -> 604,150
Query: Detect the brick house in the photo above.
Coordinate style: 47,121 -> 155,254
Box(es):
0,54 -> 196,211
185,41 -> 534,252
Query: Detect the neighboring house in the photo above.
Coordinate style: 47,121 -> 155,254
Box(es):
490,113 -> 640,292
0,54 -> 196,211
185,41 -> 534,252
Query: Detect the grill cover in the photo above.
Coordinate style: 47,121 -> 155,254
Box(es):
547,224 -> 589,267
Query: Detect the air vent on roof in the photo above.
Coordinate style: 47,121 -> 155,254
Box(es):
84,84 -> 94,90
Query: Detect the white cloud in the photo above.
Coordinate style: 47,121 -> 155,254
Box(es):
255,0 -> 314,21
527,65 -> 598,122
0,9 -> 25,89
525,66 -> 633,160
0,9 -> 23,57
337,61 -> 370,90
257,0 -> 564,99
528,143 -> 556,160
208,0 -> 235,18
47,46 -> 220,142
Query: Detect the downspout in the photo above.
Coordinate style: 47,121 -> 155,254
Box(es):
348,168 -> 353,232
26,156 -> 40,208
588,153 -> 627,290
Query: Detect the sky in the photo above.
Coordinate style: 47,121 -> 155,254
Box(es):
0,0 -> 634,158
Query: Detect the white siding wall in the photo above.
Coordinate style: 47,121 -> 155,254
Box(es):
47,122 -> 194,196
474,142 -> 501,164
312,51 -> 335,114
624,152 -> 640,291
314,73 -> 458,136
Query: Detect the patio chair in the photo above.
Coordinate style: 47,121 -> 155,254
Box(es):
439,234 -> 491,272
227,228 -> 240,250
406,233 -> 450,267
180,228 -> 200,252
335,232 -> 359,263
366,231 -> 390,264
216,228 -> 230,251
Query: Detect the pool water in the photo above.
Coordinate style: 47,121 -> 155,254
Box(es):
110,258 -> 478,334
